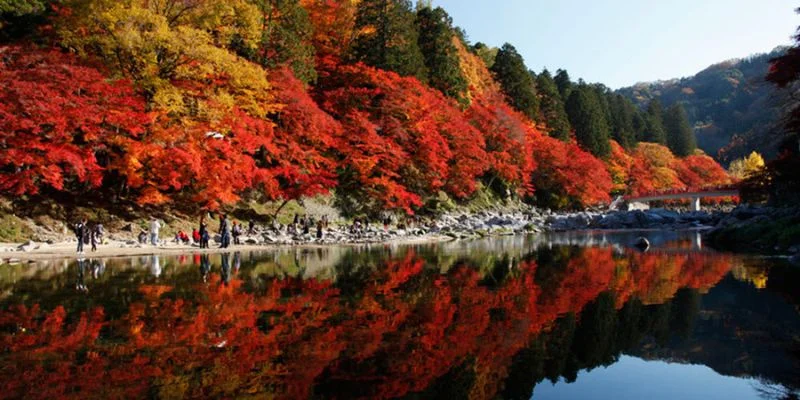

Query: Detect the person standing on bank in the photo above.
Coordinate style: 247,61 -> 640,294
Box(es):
149,217 -> 161,246
232,220 -> 242,245
90,223 -> 102,252
219,214 -> 231,249
74,218 -> 87,254
199,216 -> 209,249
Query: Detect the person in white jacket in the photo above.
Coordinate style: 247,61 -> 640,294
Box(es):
149,217 -> 162,246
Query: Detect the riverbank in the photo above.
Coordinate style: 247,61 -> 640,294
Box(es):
0,235 -> 459,262
3,203 -> 798,263
0,206 -> 723,262
705,205 -> 800,255
0,209 -> 546,262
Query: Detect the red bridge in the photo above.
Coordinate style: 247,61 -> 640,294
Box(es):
621,185 -> 739,211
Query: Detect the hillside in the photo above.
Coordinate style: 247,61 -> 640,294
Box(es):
0,0 -> 733,222
619,48 -> 788,162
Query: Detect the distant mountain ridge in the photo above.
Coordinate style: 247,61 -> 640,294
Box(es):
618,47 -> 789,163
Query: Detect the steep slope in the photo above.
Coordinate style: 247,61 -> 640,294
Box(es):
0,0 -> 733,216
619,48 -> 788,162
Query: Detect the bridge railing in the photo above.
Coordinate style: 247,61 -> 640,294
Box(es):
623,184 -> 739,201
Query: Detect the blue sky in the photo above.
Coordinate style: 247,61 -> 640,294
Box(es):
534,355 -> 781,400
432,0 -> 798,89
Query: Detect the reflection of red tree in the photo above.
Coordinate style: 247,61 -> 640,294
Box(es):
623,251 -> 732,305
0,249 -> 733,399
538,249 -> 617,319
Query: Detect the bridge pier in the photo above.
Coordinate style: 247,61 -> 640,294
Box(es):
690,197 -> 701,212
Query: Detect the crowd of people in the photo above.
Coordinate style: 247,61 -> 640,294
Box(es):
74,212 -> 418,254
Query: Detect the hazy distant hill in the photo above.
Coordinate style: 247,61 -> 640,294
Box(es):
619,48 -> 788,162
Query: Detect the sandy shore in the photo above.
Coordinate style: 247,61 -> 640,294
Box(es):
0,235 -> 456,262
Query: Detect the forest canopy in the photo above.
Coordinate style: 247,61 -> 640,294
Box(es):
0,0 -> 733,215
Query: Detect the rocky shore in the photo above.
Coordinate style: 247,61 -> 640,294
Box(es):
705,205 -> 800,256
0,209 -> 546,259
546,208 -> 722,231
255,210 -> 546,245
2,204 -> 798,260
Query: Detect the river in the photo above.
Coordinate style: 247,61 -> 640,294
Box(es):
0,230 -> 798,399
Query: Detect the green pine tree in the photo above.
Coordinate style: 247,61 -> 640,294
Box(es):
664,103 -> 697,156
491,43 -> 539,120
249,0 -> 317,84
565,86 -> 611,157
536,69 -> 571,141
632,109 -> 647,141
415,6 -> 468,103
643,99 -> 667,144
350,0 -> 428,81
0,0 -> 52,40
554,69 -> 573,101
472,42 -> 498,68
590,84 -> 612,124
608,94 -> 637,149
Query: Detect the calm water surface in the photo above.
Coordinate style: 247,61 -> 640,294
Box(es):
1,231 -> 798,399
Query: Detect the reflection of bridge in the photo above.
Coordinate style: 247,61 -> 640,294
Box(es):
623,185 -> 739,211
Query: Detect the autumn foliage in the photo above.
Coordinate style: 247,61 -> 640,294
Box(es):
530,133 -> 613,208
0,46 -> 147,195
0,0 -> 732,214
608,141 -> 731,197
319,63 -> 491,213
465,92 -> 536,196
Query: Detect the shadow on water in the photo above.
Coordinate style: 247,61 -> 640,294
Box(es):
0,230 -> 798,399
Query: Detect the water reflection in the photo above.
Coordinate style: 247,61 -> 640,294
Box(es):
0,232 -> 797,399
199,254 -> 210,282
74,258 -> 88,293
220,252 -> 232,286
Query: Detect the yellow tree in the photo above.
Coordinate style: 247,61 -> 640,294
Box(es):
728,151 -> 765,180
58,0 -> 275,120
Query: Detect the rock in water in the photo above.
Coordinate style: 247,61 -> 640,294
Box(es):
634,237 -> 650,251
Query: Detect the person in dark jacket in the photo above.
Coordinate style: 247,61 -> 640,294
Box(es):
219,214 -> 231,249
74,218 -> 87,254
248,219 -> 255,235
199,216 -> 209,249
